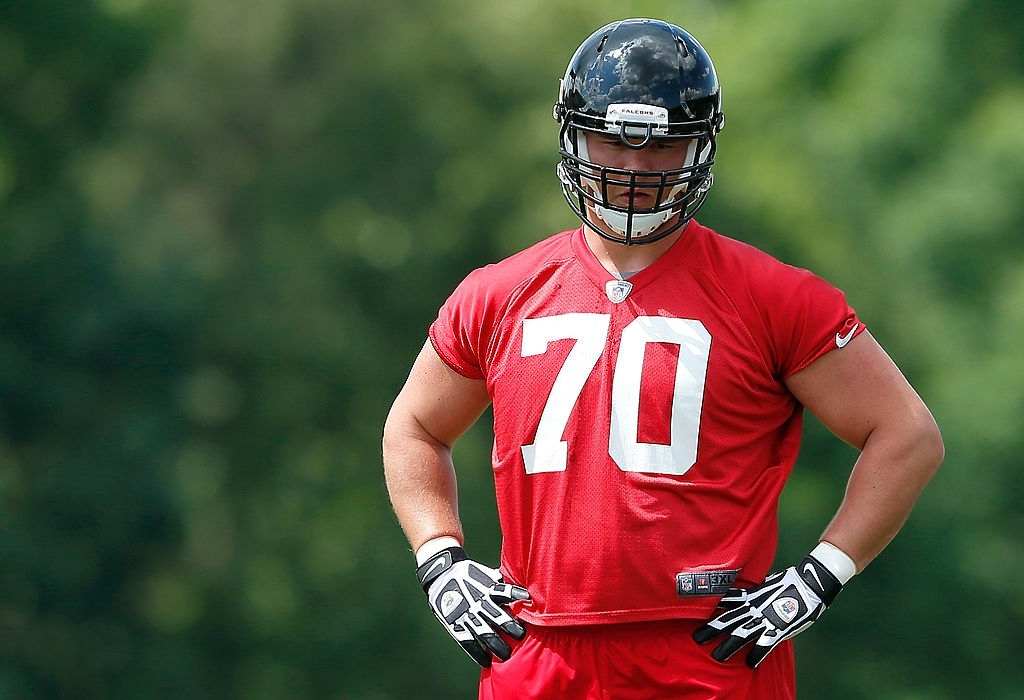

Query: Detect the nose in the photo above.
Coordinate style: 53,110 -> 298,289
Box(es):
610,139 -> 662,173
619,147 -> 662,178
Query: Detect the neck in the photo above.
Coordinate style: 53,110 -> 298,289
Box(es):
581,220 -> 686,279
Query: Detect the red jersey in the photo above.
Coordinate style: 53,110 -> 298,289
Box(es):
428,219 -> 865,627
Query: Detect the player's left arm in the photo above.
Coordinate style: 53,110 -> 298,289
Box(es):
694,329 -> 944,667
783,329 -> 945,571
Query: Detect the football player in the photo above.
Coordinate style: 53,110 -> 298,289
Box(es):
383,18 -> 943,699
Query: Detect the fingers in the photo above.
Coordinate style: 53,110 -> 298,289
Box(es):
490,582 -> 531,605
694,606 -> 788,668
694,599 -> 779,667
692,605 -> 752,644
487,581 -> 530,639
458,636 -> 493,668
693,587 -> 753,645
711,615 -> 771,663
465,571 -> 532,614
715,587 -> 748,608
499,618 -> 527,640
456,590 -> 529,666
692,623 -> 721,644
448,614 -> 519,667
481,631 -> 513,661
711,632 -> 753,662
478,591 -> 528,640
746,629 -> 783,669
478,596 -> 505,620
463,612 -> 513,663
449,613 -> 494,667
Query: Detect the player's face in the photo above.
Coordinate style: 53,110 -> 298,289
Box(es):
584,133 -> 693,211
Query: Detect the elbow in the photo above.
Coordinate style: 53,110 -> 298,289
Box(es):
382,407 -> 415,497
913,409 -> 945,476
382,406 -> 406,464
382,403 -> 448,465
382,402 -> 405,464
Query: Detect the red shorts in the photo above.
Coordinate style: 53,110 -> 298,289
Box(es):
478,619 -> 795,700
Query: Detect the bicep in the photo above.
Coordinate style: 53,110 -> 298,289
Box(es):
783,331 -> 934,450
386,339 -> 491,447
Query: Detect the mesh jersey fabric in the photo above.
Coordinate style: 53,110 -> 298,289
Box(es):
428,219 -> 866,626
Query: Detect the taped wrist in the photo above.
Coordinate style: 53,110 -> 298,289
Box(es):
415,546 -> 468,592
415,535 -> 463,565
809,540 -> 858,584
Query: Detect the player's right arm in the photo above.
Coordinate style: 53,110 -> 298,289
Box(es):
383,340 -> 531,667
382,339 -> 490,552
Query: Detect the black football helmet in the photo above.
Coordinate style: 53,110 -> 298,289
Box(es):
554,18 -> 724,245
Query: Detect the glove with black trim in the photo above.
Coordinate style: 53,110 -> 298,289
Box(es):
416,546 -> 531,667
693,553 -> 845,669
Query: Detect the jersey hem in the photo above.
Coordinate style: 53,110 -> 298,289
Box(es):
514,602 -> 720,627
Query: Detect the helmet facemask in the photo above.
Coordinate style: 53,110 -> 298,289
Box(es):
556,103 -> 721,245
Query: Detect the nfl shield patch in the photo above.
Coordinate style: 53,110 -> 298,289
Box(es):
605,279 -> 633,303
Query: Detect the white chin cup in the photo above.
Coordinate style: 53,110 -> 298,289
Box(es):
594,205 -> 673,238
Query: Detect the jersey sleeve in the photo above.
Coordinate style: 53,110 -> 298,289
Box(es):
427,268 -> 493,380
761,264 -> 866,379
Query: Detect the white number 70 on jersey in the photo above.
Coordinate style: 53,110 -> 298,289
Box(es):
520,313 -> 711,476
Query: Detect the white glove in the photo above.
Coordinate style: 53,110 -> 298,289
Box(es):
693,546 -> 852,668
416,546 -> 531,667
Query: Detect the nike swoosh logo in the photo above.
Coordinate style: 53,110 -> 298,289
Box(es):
802,563 -> 823,592
423,553 -> 451,582
835,324 -> 859,348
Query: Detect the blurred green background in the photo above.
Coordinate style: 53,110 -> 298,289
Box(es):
2,0 -> 1022,697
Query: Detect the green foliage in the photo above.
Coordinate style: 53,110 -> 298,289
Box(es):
1,1 -> 1020,697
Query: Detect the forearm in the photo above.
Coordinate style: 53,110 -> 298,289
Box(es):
383,416 -> 464,553
819,416 -> 944,572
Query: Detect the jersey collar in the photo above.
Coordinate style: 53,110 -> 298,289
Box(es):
570,218 -> 702,297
